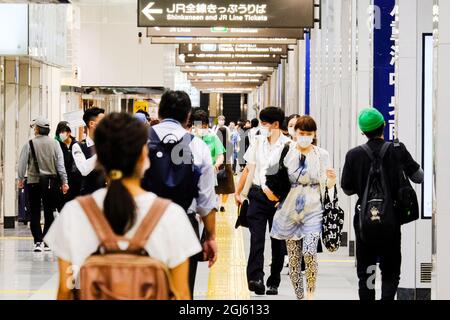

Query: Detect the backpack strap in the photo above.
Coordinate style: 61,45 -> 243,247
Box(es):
361,142 -> 391,161
77,196 -> 120,252
128,198 -> 171,252
148,126 -> 161,144
379,142 -> 391,159
361,144 -> 375,161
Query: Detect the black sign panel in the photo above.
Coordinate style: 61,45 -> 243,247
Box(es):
138,0 -> 314,29
179,43 -> 288,55
146,27 -> 304,39
151,37 -> 299,45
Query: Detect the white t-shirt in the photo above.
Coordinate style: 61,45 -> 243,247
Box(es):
44,189 -> 202,270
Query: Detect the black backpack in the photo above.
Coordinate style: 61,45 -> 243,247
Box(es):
359,142 -> 398,244
141,127 -> 200,212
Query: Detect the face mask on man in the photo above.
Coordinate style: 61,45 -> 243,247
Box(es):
259,126 -> 271,138
297,135 -> 314,149
195,127 -> 206,137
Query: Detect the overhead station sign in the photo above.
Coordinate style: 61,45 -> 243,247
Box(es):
184,53 -> 283,64
151,36 -> 299,45
146,27 -> 304,39
138,0 -> 314,29
179,43 -> 288,55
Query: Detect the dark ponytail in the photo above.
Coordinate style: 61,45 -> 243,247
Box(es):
94,113 -> 148,235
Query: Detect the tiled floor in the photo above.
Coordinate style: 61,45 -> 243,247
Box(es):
0,210 -> 362,300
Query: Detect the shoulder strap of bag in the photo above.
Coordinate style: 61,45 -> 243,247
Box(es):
279,142 -> 291,168
77,196 -> 120,252
128,198 -> 171,252
361,142 -> 391,161
361,144 -> 375,161
29,140 -> 40,174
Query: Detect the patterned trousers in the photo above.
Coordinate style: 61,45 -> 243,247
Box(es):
286,233 -> 320,300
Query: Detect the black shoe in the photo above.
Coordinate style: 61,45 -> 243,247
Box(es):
220,206 -> 225,212
266,286 -> 278,295
248,280 -> 265,295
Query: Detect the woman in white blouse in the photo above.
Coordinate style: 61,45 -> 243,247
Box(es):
44,113 -> 202,300
271,115 -> 337,300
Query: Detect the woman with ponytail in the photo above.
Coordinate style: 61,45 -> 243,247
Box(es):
45,113 -> 202,300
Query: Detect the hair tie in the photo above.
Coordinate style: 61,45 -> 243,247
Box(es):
109,170 -> 123,181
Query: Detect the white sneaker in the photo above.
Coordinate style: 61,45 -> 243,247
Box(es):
43,243 -> 51,252
33,243 -> 43,252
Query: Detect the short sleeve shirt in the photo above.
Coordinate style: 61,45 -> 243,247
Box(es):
201,134 -> 226,165
44,189 -> 202,270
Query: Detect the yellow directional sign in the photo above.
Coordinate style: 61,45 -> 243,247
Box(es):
133,100 -> 149,113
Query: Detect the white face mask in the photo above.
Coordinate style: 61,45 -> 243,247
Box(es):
288,127 -> 296,138
259,126 -> 271,138
195,127 -> 206,137
297,135 -> 314,148
59,133 -> 68,142
218,120 -> 225,126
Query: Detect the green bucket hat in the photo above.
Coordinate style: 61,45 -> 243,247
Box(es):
358,108 -> 385,132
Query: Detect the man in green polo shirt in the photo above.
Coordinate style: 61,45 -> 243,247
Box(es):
190,109 -> 225,169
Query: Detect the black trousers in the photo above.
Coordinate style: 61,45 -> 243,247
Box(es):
187,213 -> 201,298
246,186 -> 286,288
28,183 -> 57,244
354,214 -> 402,300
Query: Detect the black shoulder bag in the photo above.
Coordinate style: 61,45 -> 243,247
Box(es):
265,142 -> 292,201
393,139 -> 419,225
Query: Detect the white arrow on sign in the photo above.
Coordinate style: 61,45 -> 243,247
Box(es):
142,2 -> 163,21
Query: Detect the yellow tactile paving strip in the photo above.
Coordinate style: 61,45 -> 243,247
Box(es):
206,200 -> 251,300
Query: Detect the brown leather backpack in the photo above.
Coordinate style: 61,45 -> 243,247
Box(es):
76,195 -> 179,300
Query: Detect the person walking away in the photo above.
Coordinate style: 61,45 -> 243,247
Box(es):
341,108 -> 423,300
215,126 -> 236,212
270,116 -> 337,300
191,109 -> 226,211
18,117 -> 69,252
234,107 -> 290,296
230,122 -> 241,174
72,107 -> 106,195
55,121 -> 82,211
212,115 -> 228,135
45,113 -> 201,300
141,91 -> 218,297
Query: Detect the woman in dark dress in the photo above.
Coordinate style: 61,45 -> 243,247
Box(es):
215,126 -> 236,212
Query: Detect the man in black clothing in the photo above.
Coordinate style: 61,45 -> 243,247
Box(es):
73,107 -> 106,195
341,108 -> 424,300
55,121 -> 82,211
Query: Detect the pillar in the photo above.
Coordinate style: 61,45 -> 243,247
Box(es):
3,59 -> 19,229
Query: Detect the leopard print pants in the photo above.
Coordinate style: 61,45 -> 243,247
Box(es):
286,233 -> 320,300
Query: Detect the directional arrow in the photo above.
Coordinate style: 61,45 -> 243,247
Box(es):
142,2 -> 163,21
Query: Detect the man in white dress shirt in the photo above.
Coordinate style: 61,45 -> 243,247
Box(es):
234,107 -> 290,296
